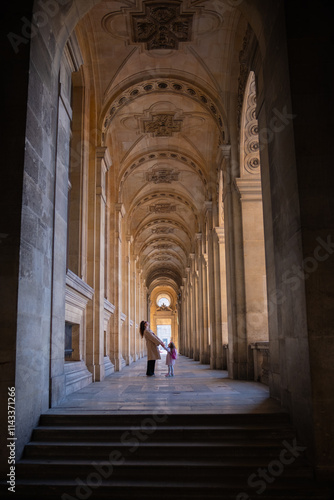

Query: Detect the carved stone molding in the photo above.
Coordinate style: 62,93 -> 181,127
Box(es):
152,226 -> 175,234
150,203 -> 176,213
242,72 -> 260,176
102,79 -> 225,139
144,113 -> 182,137
146,167 -> 180,183
153,244 -> 172,250
155,255 -> 171,261
131,1 -> 193,50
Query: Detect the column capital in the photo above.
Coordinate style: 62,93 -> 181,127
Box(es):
235,177 -> 262,201
189,253 -> 195,260
96,146 -> 112,171
215,227 -> 225,244
115,203 -> 126,217
126,234 -> 133,244
195,233 -> 202,240
220,144 -> 231,159
204,201 -> 213,213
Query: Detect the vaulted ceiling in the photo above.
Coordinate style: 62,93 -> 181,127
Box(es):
75,0 -> 247,293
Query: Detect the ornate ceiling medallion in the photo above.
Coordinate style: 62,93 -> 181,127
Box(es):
131,1 -> 193,50
152,227 -> 175,234
144,113 -> 182,137
150,204 -> 177,213
146,167 -> 180,184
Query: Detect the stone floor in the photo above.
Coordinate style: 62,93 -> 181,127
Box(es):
48,355 -> 284,415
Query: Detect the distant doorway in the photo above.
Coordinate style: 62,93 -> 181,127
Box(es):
157,324 -> 172,347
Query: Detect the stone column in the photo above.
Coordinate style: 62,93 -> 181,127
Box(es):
201,253 -> 210,364
111,203 -> 125,371
86,147 -> 111,380
186,267 -> 192,357
206,201 -> 218,369
182,277 -> 188,355
212,229 -> 223,369
221,145 -> 248,379
123,235 -> 133,365
133,258 -> 139,361
215,227 -> 228,369
179,285 -> 185,354
235,177 -> 268,376
49,65 -> 73,402
195,234 -> 204,363
190,255 -> 198,359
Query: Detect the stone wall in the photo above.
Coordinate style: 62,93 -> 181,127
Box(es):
284,0 -> 334,479
0,0 -> 33,474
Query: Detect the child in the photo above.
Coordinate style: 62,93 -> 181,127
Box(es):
165,341 -> 177,377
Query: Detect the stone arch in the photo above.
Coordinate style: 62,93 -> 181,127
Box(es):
6,0 -> 324,473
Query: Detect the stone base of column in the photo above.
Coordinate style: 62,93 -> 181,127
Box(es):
125,354 -> 133,365
50,373 -> 66,407
215,355 -> 224,370
111,356 -> 122,371
92,362 -> 105,382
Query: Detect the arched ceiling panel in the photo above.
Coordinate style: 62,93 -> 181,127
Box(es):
75,0 -> 248,293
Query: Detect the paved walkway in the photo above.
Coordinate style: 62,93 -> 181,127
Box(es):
48,354 -> 284,415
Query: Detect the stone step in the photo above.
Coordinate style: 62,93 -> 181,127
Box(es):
31,425 -> 295,442
39,412 -> 291,427
16,459 -> 313,480
9,412 -> 332,500
23,441 -> 304,460
5,479 -> 332,500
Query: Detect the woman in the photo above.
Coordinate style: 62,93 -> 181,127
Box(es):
139,321 -> 165,376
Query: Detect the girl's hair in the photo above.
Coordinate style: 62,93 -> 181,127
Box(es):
140,321 -> 147,338
168,341 -> 175,350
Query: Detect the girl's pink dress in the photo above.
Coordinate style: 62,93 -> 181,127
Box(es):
166,347 -> 177,366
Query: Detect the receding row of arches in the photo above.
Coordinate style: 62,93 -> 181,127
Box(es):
4,0 -> 333,478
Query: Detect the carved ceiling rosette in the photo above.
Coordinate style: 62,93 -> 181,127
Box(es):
146,166 -> 180,184
151,227 -> 175,234
131,1 -> 193,50
150,203 -> 177,213
153,244 -> 172,250
144,113 -> 182,137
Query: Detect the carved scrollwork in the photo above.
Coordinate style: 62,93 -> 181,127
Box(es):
243,73 -> 261,175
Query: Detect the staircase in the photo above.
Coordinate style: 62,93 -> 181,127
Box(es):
6,413 -> 334,499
